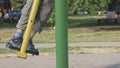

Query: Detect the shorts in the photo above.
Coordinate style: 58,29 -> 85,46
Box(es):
16,0 -> 54,32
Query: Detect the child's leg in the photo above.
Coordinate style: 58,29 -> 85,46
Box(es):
32,0 -> 54,32
6,0 -> 36,51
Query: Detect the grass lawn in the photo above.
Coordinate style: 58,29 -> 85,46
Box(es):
0,15 -> 120,43
1,27 -> 120,43
68,15 -> 106,27
0,46 -> 120,57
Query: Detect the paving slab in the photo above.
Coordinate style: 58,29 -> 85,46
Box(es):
0,53 -> 120,68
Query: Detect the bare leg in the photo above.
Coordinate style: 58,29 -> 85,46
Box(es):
17,29 -> 24,33
30,30 -> 37,39
14,29 -> 24,38
15,28 -> 37,39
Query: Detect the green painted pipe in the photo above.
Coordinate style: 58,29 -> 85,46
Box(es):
55,0 -> 68,68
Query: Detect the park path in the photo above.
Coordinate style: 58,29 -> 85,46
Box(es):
1,42 -> 120,48
0,53 -> 120,68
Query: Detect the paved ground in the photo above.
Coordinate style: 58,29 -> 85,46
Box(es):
0,42 -> 120,68
0,53 -> 120,68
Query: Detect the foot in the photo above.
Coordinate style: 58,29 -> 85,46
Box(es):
27,40 -> 39,55
6,36 -> 39,55
6,36 -> 23,51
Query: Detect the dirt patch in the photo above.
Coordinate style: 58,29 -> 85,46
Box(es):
0,28 -> 16,33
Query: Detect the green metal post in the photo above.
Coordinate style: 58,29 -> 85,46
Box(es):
55,0 -> 68,68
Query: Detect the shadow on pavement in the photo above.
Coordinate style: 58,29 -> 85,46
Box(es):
105,63 -> 120,68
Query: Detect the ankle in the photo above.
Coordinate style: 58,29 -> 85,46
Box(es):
15,32 -> 23,38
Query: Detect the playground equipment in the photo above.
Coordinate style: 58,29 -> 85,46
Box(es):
17,0 -> 68,68
17,0 -> 40,59
55,0 -> 68,68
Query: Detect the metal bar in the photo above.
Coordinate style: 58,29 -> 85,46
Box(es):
55,0 -> 68,68
17,0 -> 40,59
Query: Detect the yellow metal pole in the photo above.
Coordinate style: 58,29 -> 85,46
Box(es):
17,0 -> 40,59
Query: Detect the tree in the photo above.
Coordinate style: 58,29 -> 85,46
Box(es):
11,0 -> 26,10
68,0 -> 110,15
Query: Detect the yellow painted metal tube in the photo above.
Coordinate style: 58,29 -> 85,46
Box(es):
17,0 -> 40,59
